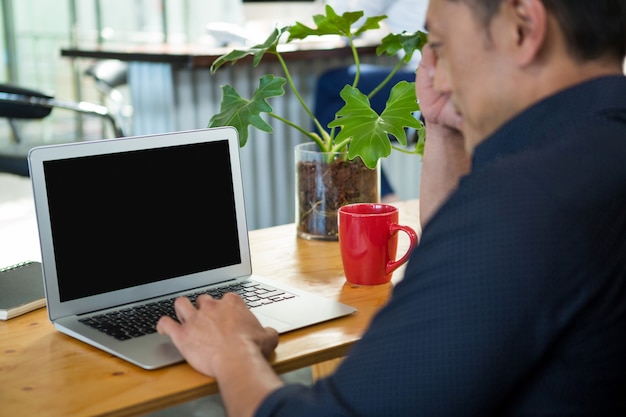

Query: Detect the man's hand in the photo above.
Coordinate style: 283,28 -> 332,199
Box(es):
416,43 -> 471,226
157,293 -> 279,378
416,44 -> 463,133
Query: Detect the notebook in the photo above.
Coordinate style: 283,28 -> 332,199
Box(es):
0,261 -> 46,320
28,127 -> 356,370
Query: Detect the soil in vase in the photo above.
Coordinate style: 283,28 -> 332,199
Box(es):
296,156 -> 379,240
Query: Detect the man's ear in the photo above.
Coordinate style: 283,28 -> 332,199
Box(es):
507,0 -> 548,66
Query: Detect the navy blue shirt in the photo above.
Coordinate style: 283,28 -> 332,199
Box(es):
257,76 -> 626,416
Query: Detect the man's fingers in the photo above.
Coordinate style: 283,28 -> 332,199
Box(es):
260,327 -> 280,358
157,315 -> 180,336
220,291 -> 247,306
196,293 -> 219,307
173,296 -> 197,323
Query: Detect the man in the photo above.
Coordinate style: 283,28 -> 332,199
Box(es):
158,1 -> 626,416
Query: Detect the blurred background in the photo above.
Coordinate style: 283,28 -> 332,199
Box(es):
0,0 -> 326,146
2,0 -> 623,233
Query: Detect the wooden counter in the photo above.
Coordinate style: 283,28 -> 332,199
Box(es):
61,39 -> 383,68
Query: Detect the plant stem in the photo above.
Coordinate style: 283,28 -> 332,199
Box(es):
391,143 -> 421,155
347,37 -> 361,89
275,51 -> 330,150
331,138 -> 351,153
367,59 -> 407,100
268,112 -> 325,148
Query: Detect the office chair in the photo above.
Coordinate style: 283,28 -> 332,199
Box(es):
84,59 -> 132,135
0,83 -> 124,177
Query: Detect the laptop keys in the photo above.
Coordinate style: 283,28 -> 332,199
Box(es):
79,281 -> 296,341
79,302 -> 174,341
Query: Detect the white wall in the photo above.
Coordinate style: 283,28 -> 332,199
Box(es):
242,0 -> 326,24
241,0 -> 327,40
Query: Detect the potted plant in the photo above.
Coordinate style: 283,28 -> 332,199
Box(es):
208,5 -> 427,239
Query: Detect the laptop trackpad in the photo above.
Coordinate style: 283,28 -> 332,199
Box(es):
253,311 -> 292,333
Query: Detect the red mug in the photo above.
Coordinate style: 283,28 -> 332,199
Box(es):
338,203 -> 418,285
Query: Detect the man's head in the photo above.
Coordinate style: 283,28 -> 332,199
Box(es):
424,0 -> 626,152
456,0 -> 626,62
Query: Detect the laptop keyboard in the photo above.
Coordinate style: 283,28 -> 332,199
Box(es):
79,280 -> 296,341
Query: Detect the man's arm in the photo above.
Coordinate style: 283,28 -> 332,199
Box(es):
419,124 -> 469,226
416,45 -> 471,226
157,294 -> 283,417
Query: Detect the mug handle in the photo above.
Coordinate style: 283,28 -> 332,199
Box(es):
385,224 -> 419,275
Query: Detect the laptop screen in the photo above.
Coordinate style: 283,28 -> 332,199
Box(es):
42,139 -> 241,302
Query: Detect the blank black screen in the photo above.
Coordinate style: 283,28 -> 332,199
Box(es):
43,140 -> 241,302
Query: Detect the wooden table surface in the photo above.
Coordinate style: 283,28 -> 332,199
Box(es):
0,199 -> 420,417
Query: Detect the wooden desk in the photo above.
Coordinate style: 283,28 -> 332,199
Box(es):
0,200 -> 420,417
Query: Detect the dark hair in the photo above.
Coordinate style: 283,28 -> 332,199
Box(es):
454,0 -> 626,62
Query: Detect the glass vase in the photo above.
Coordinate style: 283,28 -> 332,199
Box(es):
295,142 -> 380,240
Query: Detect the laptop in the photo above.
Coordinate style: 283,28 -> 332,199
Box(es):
28,127 -> 356,370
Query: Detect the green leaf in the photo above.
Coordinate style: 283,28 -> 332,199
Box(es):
287,4 -> 384,41
210,26 -> 287,74
208,74 -> 287,147
377,31 -> 428,64
328,81 -> 421,168
353,15 -> 388,38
